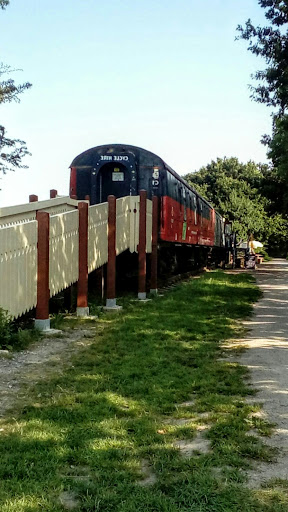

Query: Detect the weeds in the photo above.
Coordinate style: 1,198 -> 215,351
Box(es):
0,308 -> 13,348
0,308 -> 40,350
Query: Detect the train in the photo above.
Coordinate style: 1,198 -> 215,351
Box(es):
69,144 -> 226,270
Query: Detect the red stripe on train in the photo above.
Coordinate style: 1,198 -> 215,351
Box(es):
159,195 -> 215,246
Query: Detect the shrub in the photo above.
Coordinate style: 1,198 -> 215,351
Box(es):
0,308 -> 13,349
0,307 -> 40,350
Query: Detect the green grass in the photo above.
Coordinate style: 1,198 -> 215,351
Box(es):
0,271 -> 285,511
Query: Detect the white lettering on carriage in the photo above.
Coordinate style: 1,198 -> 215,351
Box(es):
113,155 -> 129,161
100,155 -> 113,161
100,155 -> 129,162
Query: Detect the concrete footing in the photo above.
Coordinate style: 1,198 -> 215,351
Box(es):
150,289 -> 158,295
34,318 -> 51,331
106,298 -> 117,308
76,306 -> 90,317
138,292 -> 147,300
103,305 -> 123,313
103,298 -> 122,313
34,318 -> 62,335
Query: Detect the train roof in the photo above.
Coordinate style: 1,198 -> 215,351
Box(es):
70,143 -> 214,211
70,143 -> 164,168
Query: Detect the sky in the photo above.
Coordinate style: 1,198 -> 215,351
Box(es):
0,0 -> 271,207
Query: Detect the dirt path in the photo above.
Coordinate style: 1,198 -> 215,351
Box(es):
0,325 -> 96,418
237,259 -> 288,488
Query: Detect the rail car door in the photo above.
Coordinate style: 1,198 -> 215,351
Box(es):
97,162 -> 131,203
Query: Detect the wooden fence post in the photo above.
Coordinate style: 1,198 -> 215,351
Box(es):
138,190 -> 147,300
77,202 -> 89,316
35,211 -> 50,331
104,195 -> 122,310
150,195 -> 159,294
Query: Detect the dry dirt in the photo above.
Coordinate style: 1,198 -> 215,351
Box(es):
0,324 -> 96,418
233,259 -> 288,488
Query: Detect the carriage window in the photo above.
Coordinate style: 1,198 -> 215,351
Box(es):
174,181 -> 178,200
184,193 -> 187,221
112,168 -> 124,181
178,187 -> 182,209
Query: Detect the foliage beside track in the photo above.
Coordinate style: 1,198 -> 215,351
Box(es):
0,1 -> 32,176
0,271 -> 286,511
184,158 -> 288,254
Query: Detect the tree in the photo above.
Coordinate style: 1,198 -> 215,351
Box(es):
236,1 -> 288,114
236,1 -> 288,179
267,114 -> 288,180
184,157 -> 288,251
0,0 -> 32,175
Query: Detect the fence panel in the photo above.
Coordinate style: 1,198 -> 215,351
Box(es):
116,197 -> 131,256
0,196 -> 79,228
0,195 -> 153,318
49,210 -> 79,297
88,203 -> 108,273
0,221 -> 37,318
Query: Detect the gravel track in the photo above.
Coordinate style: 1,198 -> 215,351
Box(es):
238,259 -> 288,488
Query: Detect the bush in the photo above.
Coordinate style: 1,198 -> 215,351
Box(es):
0,307 -> 40,350
257,247 -> 272,261
0,308 -> 13,349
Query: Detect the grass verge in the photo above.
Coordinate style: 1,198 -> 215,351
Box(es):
0,271 -> 285,511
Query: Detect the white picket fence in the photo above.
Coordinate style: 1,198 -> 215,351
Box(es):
0,221 -> 38,318
0,196 -> 152,319
0,196 -> 79,227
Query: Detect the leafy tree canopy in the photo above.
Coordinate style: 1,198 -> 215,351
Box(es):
236,0 -> 288,114
0,1 -> 9,9
184,157 -> 288,251
237,1 -> 288,182
0,0 -> 32,175
267,113 -> 288,180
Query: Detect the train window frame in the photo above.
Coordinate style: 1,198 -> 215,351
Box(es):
189,195 -> 193,220
184,193 -> 187,221
178,186 -> 183,211
173,180 -> 178,201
